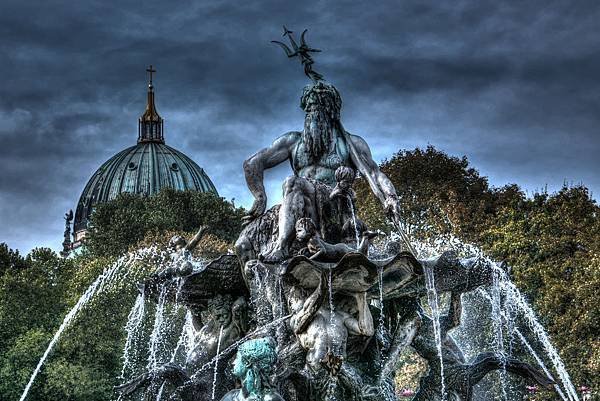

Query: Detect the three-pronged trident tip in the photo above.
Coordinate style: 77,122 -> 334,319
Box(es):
272,26 -> 324,83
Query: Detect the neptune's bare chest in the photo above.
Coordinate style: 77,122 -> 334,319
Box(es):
291,136 -> 351,180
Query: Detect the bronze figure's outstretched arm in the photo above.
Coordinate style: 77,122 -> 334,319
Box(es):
346,133 -> 400,217
242,132 -> 299,222
185,225 -> 208,252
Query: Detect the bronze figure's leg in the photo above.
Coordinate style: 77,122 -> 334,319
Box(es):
263,176 -> 317,262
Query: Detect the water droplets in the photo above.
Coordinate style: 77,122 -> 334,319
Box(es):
424,264 -> 446,401
121,292 -> 146,379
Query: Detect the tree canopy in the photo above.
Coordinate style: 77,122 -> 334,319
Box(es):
0,188 -> 245,400
85,189 -> 245,258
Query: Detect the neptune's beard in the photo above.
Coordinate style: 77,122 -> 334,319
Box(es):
303,109 -> 335,162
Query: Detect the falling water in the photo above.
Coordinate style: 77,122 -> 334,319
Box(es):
477,287 -> 570,401
348,197 -> 361,248
514,328 -> 568,401
115,250 -> 203,394
18,247 -> 160,401
429,233 -> 580,401
483,264 -> 579,400
328,268 -> 335,328
499,276 -> 580,401
170,311 -> 195,364
18,265 -> 116,401
161,278 -> 192,364
326,267 -> 339,400
377,265 -> 389,362
148,287 -> 168,369
489,266 -> 509,401
274,274 -> 287,346
249,263 -> 271,325
378,266 -> 385,319
503,279 -> 518,356
388,227 -> 449,400
156,383 -> 166,401
212,326 -> 224,400
120,292 -> 146,379
423,265 -> 446,401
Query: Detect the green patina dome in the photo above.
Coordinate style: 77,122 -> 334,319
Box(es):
72,67 -> 217,241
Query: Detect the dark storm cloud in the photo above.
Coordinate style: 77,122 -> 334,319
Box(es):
1,0 -> 599,253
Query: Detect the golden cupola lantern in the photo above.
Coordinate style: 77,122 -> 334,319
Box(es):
138,65 -> 164,143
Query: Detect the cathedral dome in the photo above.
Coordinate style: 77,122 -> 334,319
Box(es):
71,66 -> 217,244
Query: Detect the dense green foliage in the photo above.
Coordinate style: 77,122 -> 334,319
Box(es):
86,189 -> 245,258
482,186 -> 600,388
356,146 -> 599,394
355,145 -> 517,241
0,189 -> 244,401
0,247 -> 104,400
0,246 -> 162,401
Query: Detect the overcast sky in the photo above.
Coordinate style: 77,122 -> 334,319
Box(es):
1,0 -> 599,254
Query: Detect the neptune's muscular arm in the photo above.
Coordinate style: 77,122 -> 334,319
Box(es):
347,133 -> 400,216
242,132 -> 300,222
